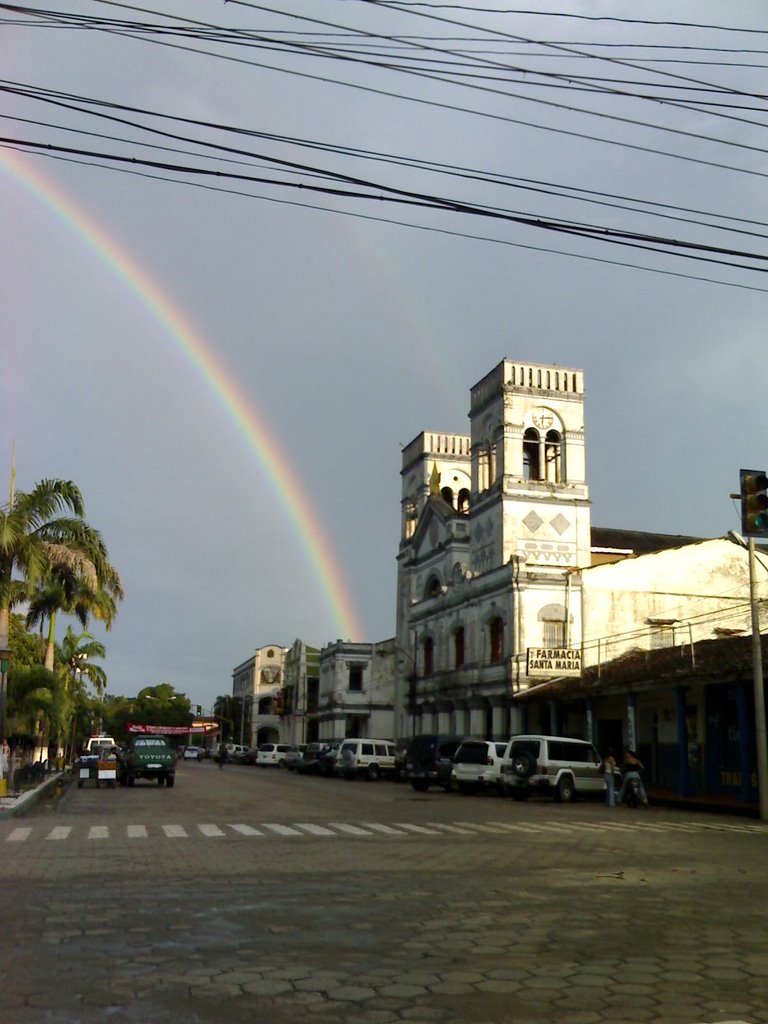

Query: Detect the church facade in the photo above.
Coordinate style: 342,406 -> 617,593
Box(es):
395,360 -> 762,807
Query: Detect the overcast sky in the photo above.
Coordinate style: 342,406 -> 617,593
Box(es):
2,1 -> 766,710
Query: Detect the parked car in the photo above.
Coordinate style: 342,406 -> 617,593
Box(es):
316,740 -> 343,777
499,735 -> 608,803
337,739 -> 398,781
404,734 -> 465,792
255,743 -> 300,768
223,743 -> 249,764
296,742 -> 328,775
118,734 -> 176,788
284,744 -> 307,770
183,745 -> 203,761
451,740 -> 508,794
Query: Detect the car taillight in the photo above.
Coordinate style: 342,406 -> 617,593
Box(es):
539,765 -> 547,775
485,757 -> 493,766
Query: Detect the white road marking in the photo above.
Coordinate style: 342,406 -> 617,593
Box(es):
88,826 -> 109,840
362,822 -> 408,835
162,824 -> 188,838
198,824 -> 226,837
228,823 -> 263,836
393,822 -> 441,835
295,823 -> 337,836
328,823 -> 374,836
262,823 -> 304,836
46,826 -> 72,841
7,827 -> 31,842
427,822 -> 476,834
127,825 -> 147,839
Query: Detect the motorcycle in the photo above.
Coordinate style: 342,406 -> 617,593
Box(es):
622,772 -> 644,807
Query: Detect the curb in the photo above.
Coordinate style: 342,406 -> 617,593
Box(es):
0,773 -> 64,820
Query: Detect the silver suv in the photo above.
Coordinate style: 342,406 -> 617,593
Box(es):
500,735 -> 606,803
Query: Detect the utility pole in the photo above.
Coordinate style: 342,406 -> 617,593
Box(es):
747,537 -> 768,821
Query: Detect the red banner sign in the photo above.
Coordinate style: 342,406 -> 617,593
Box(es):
127,721 -> 219,734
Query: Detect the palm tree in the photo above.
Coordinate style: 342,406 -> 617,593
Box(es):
0,478 -> 123,662
60,626 -> 107,696
27,567 -> 121,672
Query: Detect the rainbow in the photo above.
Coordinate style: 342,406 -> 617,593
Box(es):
1,148 -> 363,641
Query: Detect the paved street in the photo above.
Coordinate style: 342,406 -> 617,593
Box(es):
1,760 -> 766,1024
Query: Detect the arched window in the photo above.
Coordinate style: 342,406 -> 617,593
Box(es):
544,429 -> 563,483
422,636 -> 435,677
425,576 -> 443,600
403,499 -> 417,539
457,488 -> 470,514
477,446 -> 490,491
441,486 -> 454,507
489,617 -> 504,663
454,627 -> 465,668
538,603 -> 569,647
523,428 -> 540,481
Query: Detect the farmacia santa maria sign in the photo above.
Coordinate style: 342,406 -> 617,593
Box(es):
526,648 -> 582,677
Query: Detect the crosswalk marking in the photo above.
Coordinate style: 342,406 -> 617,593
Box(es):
162,824 -> 187,838
263,823 -> 304,836
328,823 -> 373,836
427,822 -> 475,834
453,821 -> 516,834
5,818 -> 766,845
295,823 -> 337,836
228,823 -> 262,836
394,822 -> 441,835
46,826 -> 71,841
198,824 -> 226,837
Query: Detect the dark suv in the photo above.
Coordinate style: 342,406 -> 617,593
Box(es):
404,734 -> 465,792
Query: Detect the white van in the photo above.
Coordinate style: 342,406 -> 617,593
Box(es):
337,739 -> 398,781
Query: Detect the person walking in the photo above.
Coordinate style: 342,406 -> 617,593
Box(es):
217,743 -> 228,770
602,747 -> 617,807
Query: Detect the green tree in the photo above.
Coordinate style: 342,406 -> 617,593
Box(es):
0,479 -> 123,668
59,627 -> 107,696
7,663 -> 65,755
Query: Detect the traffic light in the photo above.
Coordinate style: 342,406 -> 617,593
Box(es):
740,469 -> 768,536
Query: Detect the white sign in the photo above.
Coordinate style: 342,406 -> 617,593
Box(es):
526,647 -> 582,677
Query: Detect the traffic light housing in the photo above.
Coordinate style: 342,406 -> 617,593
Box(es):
740,469 -> 768,536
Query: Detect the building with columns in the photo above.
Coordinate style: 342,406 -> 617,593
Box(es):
396,359 -> 592,740
395,358 -> 764,804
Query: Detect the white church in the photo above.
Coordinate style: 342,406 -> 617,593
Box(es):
395,359 -> 764,805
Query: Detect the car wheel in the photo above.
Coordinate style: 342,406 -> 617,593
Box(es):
367,764 -> 379,782
278,759 -> 286,769
555,776 -> 575,803
410,780 -> 429,792
510,789 -> 530,802
166,776 -> 175,788
512,751 -> 535,779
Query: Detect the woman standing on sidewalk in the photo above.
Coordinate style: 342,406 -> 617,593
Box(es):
602,748 -> 617,807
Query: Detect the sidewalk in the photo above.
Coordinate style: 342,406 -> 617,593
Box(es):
0,773 -> 63,819
647,785 -> 760,817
